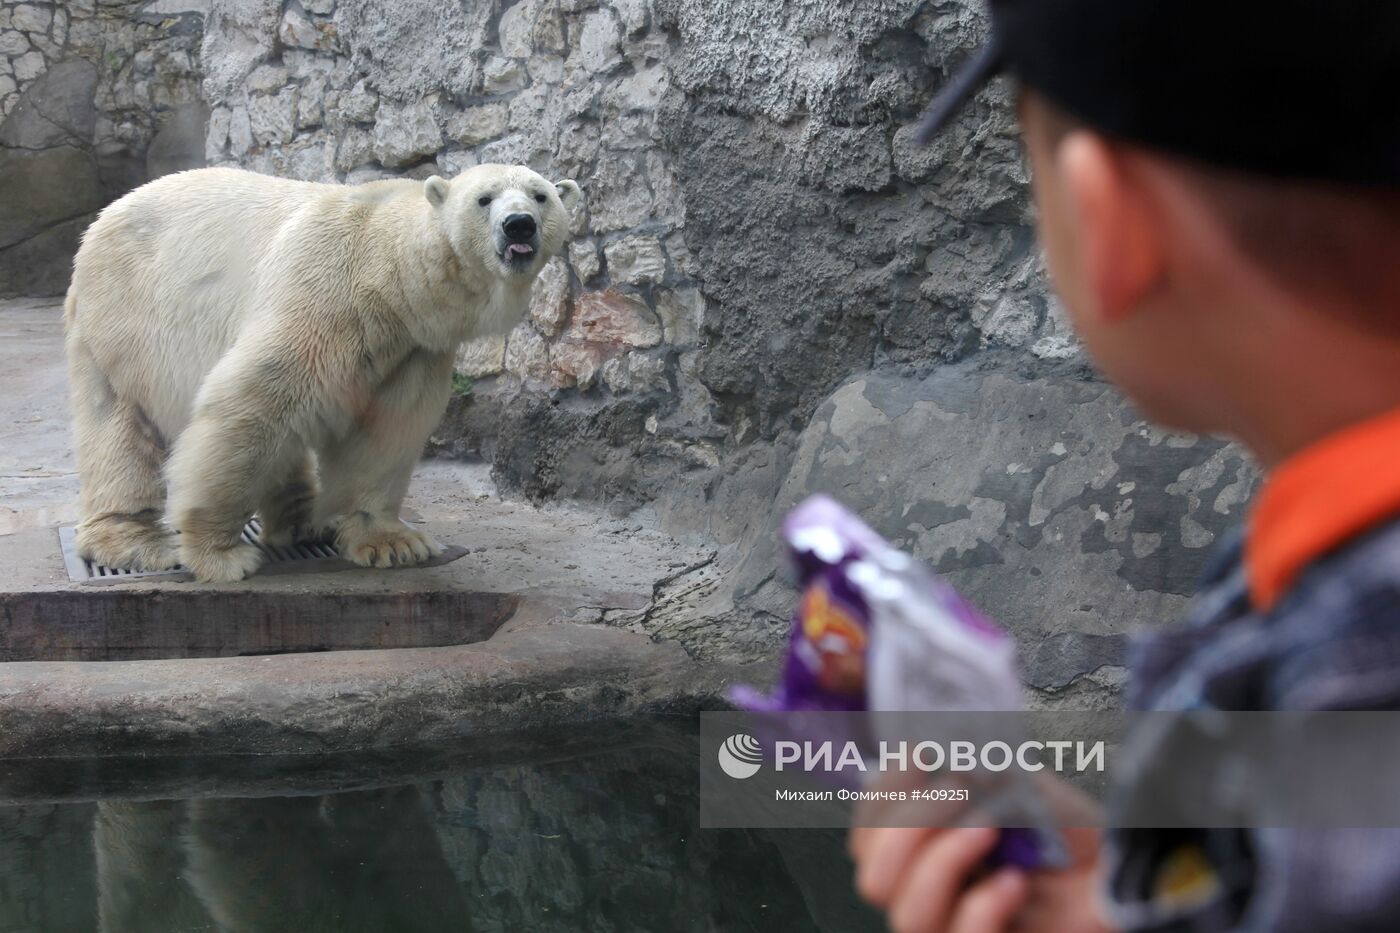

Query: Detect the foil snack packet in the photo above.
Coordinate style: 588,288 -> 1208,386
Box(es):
729,494 -> 1065,870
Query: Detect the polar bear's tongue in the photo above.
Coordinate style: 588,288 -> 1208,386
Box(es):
507,243 -> 534,258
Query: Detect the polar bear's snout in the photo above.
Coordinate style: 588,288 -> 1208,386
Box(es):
489,190 -> 544,272
503,213 -> 536,241
501,212 -> 538,266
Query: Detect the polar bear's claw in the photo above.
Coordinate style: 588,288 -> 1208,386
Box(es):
337,521 -> 439,569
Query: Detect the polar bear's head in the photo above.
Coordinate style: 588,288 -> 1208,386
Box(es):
424,164 -> 582,278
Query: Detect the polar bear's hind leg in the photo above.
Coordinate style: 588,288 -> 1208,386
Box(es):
68,331 -> 179,572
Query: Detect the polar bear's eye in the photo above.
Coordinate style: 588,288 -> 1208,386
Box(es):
477,195 -> 492,206
534,193 -> 547,203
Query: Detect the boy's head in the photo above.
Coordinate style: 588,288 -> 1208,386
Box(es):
921,1 -> 1400,464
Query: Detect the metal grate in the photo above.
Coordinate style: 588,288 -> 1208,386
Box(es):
58,519 -> 461,584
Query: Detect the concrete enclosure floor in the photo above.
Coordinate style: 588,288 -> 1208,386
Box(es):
0,298 -> 76,537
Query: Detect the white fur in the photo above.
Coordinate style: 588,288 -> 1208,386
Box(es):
66,164 -> 581,582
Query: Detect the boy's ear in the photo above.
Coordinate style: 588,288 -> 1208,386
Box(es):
554,179 -> 582,212
1060,132 -> 1164,323
424,176 -> 450,207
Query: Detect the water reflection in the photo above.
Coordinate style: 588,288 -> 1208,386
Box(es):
0,722 -> 880,932
96,789 -> 467,932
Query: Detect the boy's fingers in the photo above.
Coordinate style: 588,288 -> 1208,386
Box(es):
853,826 -> 939,907
888,827 -> 1000,933
949,869 -> 1029,933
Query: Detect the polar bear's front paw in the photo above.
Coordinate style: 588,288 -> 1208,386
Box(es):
336,517 -> 440,569
180,541 -> 264,583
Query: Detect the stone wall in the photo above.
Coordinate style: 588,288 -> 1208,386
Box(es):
3,0 -> 1260,701
0,0 -> 207,296
197,0 -> 694,406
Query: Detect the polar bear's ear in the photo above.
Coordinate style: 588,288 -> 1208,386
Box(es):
424,176 -> 450,208
554,179 -> 582,212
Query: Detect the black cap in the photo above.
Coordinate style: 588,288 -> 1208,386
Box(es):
916,1 -> 1400,186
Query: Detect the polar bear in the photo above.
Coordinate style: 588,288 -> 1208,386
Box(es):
65,164 -> 580,582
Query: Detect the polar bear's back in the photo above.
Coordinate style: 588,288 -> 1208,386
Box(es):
68,168 -> 349,437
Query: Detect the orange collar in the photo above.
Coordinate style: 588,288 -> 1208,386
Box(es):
1247,406 -> 1400,612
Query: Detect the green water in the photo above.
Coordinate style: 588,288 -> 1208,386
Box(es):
0,718 -> 881,932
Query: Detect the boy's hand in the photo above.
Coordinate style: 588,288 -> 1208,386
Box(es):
848,776 -> 1114,933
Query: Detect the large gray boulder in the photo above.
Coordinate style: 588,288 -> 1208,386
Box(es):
732,364 -> 1259,703
0,59 -> 103,294
0,146 -> 101,252
0,211 -> 94,297
0,141 -> 103,297
0,59 -> 98,150
0,61 -> 102,297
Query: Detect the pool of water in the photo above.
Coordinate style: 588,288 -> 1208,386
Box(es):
0,717 -> 881,932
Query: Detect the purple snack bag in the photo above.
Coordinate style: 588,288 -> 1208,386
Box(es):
729,496 -> 883,714
730,494 -> 1064,871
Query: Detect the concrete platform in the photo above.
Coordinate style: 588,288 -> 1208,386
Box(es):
0,298 -> 734,760
0,623 -> 700,759
2,470 -> 711,662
